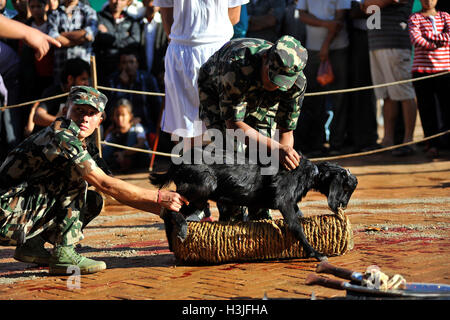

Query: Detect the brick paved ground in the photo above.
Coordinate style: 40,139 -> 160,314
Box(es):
0,128 -> 449,302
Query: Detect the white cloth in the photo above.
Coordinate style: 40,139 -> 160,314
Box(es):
154,0 -> 249,137
296,0 -> 351,51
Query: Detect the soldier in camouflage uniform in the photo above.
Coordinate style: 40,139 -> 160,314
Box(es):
0,86 -> 188,275
198,35 -> 307,221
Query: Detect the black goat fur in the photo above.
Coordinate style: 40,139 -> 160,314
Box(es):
150,153 -> 358,261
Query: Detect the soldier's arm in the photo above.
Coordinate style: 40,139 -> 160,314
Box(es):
279,128 -> 295,148
83,167 -> 188,214
225,120 -> 300,170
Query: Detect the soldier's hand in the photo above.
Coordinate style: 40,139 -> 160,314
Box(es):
278,145 -> 301,171
158,190 -> 189,212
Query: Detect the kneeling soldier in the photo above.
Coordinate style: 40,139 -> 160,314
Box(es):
0,86 -> 188,275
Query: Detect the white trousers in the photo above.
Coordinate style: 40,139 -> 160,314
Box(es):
162,41 -> 225,137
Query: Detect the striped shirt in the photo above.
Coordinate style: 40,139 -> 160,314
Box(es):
367,0 -> 413,51
408,11 -> 450,73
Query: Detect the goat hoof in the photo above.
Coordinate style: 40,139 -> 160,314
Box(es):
176,224 -> 188,242
308,251 -> 327,262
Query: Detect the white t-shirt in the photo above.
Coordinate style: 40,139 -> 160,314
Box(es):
154,0 -> 249,45
296,0 -> 351,51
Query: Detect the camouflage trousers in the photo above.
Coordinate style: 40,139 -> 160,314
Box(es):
0,183 -> 103,247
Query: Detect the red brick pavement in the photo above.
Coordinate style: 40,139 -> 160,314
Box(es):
0,149 -> 449,301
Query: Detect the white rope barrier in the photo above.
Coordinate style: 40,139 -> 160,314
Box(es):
1,69 -> 449,161
2,71 -> 448,110
0,92 -> 69,111
304,70 -> 450,97
96,85 -> 165,97
101,141 -> 180,158
99,129 -> 450,162
309,129 -> 450,162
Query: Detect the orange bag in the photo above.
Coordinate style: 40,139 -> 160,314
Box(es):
316,60 -> 335,86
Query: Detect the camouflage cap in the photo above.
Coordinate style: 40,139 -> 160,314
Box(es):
267,35 -> 308,91
67,86 -> 107,113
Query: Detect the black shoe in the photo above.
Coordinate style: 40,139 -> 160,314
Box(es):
359,143 -> 382,152
392,146 -> 415,157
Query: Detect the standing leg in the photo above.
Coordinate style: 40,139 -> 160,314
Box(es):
280,204 -> 326,261
381,98 -> 399,147
328,48 -> 350,152
434,73 -> 450,149
400,98 -> 418,143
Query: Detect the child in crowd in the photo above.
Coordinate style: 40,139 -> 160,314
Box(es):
47,0 -> 59,13
27,0 -> 53,89
408,0 -> 450,158
102,99 -> 150,172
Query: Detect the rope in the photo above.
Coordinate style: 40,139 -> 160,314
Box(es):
309,129 -> 450,162
100,129 -> 450,161
97,85 -> 165,97
1,70 -> 448,161
361,265 -> 406,291
0,92 -> 69,111
304,70 -> 450,97
2,71 -> 448,110
171,208 -> 353,264
101,141 -> 180,158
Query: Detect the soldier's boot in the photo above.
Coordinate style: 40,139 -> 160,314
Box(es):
13,235 -> 51,265
48,245 -> 106,275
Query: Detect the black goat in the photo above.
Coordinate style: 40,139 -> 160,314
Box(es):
150,153 -> 357,261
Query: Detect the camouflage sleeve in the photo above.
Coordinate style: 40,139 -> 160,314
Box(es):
275,82 -> 305,131
54,130 -> 99,178
219,70 -> 248,122
71,149 -> 99,177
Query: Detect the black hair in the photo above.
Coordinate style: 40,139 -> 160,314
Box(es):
30,0 -> 48,6
60,58 -> 91,84
118,46 -> 140,59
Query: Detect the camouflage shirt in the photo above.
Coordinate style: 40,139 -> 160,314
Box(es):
198,38 -> 307,136
0,117 -> 99,194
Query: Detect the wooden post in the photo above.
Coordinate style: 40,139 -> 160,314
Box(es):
90,55 -> 102,158
149,98 -> 165,172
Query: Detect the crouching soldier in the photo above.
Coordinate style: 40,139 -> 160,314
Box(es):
197,35 -> 308,221
0,86 -> 188,275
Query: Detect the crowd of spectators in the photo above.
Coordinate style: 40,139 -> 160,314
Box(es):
0,0 -> 449,168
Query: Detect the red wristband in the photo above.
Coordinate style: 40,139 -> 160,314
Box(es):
157,190 -> 162,203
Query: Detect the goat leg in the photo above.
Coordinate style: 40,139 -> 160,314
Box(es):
161,209 -> 188,251
294,204 -> 303,218
281,205 -> 328,261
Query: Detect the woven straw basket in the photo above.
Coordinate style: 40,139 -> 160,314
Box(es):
171,209 -> 353,264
